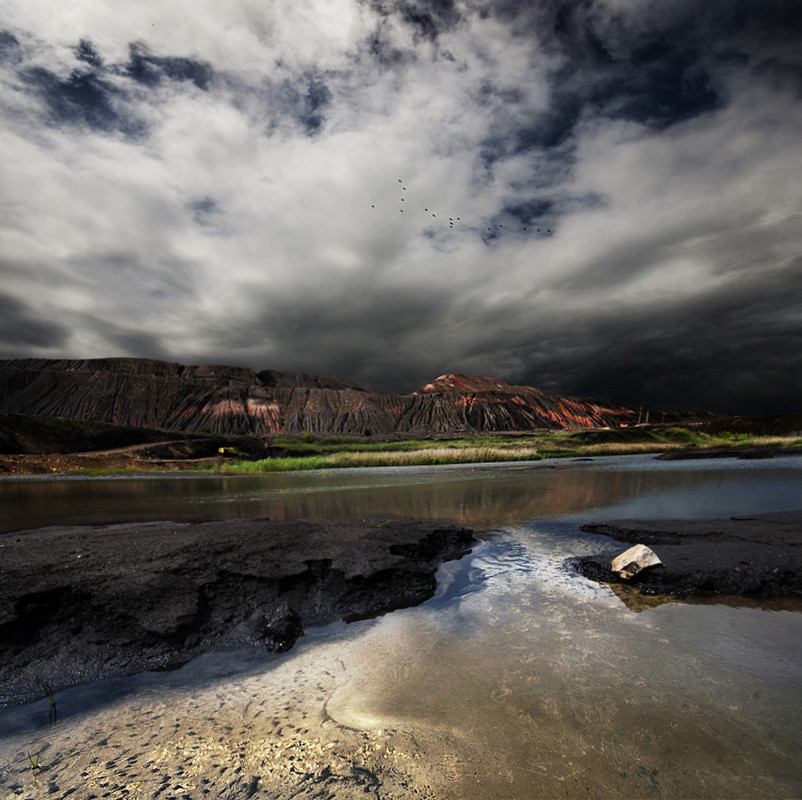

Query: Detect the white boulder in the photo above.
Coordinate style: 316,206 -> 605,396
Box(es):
611,544 -> 663,579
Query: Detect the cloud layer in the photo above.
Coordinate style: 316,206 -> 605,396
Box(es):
1,0 -> 800,413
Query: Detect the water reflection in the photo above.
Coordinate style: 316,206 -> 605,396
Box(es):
3,455 -> 801,534
607,581 -> 802,612
327,523 -> 802,798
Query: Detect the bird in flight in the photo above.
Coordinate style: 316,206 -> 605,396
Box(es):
378,178 -> 551,241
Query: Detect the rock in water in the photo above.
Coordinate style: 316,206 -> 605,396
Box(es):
611,544 -> 663,579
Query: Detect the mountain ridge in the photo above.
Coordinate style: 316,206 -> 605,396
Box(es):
0,357 -> 638,436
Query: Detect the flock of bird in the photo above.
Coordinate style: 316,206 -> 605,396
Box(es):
370,178 -> 552,238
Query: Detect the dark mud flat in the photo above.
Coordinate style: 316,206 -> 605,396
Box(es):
575,509 -> 802,600
0,518 -> 475,706
656,444 -> 802,460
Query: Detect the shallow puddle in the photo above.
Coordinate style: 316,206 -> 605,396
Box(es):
2,526 -> 800,798
2,456 -> 801,797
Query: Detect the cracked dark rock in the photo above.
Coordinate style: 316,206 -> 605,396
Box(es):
0,518 -> 475,706
573,509 -> 802,602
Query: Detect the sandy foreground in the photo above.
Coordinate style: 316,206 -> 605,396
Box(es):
1,512 -> 801,797
0,518 -> 479,797
1,620 -> 476,798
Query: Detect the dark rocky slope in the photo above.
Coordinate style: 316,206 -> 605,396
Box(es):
0,413 -> 173,455
0,358 -> 637,436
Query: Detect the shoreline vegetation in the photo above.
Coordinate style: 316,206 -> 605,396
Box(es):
204,428 -> 802,474
0,417 -> 800,476
8,430 -> 802,477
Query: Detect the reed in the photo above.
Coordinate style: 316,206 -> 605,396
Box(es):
203,429 -> 801,474
43,683 -> 56,728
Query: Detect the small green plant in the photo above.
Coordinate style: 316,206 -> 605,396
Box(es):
302,431 -> 315,443
39,681 -> 56,727
27,751 -> 41,775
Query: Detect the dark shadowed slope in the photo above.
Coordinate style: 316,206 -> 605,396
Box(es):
0,359 -> 638,436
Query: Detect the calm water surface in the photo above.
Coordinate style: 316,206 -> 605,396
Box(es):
1,454 -> 801,798
2,453 -> 801,533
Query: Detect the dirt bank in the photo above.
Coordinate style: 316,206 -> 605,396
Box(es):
574,509 -> 802,600
0,518 -> 475,707
656,444 -> 802,460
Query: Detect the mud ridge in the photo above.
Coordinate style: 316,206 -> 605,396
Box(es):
0,518 -> 475,707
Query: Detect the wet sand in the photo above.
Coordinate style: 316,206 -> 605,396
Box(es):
2,556 -> 799,799
1,506 -> 801,797
0,620 -> 467,798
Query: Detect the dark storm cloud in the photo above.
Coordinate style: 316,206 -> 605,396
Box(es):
506,198 -> 552,221
75,39 -> 103,69
477,5 -> 726,174
0,31 -> 23,64
365,26 -> 409,68
0,292 -> 68,351
94,324 -> 171,361
400,0 -> 461,42
506,271 -> 802,416
225,281 -> 456,393
7,34 -> 153,137
6,34 -> 330,143
550,1 -> 612,65
298,75 -> 332,135
481,192 -> 600,242
512,97 -> 584,152
125,42 -> 214,91
359,0 -> 463,70
487,0 -> 802,54
50,309 -> 172,362
606,45 -> 720,129
552,229 -> 701,294
365,0 -> 461,42
752,56 -> 802,96
474,0 -> 802,181
559,328 -> 802,417
20,63 -> 132,134
475,88 -> 580,172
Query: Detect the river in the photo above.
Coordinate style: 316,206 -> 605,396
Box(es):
1,454 -> 801,798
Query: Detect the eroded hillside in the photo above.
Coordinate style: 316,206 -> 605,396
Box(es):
0,359 -> 638,436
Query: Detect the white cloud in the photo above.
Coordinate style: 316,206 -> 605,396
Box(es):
0,0 -> 800,411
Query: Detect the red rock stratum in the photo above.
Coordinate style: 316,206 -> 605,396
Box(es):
0,358 -> 638,436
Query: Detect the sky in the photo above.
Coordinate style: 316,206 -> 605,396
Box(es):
0,0 -> 800,415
